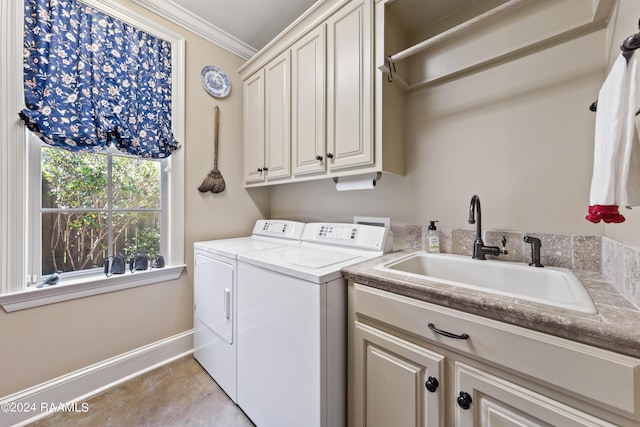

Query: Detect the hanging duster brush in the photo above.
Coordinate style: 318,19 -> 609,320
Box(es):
198,104 -> 226,193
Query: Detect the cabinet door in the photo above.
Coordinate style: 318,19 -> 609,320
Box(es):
292,26 -> 326,176
326,0 -> 373,171
264,50 -> 291,180
244,70 -> 266,183
353,321 -> 444,427
454,362 -> 615,427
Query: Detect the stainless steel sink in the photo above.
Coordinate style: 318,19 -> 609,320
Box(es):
374,252 -> 597,313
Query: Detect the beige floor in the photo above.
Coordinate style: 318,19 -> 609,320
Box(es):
29,356 -> 255,427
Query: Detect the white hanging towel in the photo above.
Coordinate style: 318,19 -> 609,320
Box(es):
586,52 -> 640,223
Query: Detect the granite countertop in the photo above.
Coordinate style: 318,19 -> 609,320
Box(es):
342,250 -> 640,359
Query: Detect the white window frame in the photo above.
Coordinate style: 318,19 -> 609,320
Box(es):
28,138 -> 167,281
0,0 -> 185,312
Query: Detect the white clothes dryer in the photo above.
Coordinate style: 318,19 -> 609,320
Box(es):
236,223 -> 390,427
193,220 -> 304,403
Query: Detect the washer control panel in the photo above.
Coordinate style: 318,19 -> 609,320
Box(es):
317,224 -> 358,241
303,223 -> 389,251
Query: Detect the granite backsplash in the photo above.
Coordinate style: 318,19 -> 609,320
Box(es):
602,236 -> 640,308
406,224 -> 640,308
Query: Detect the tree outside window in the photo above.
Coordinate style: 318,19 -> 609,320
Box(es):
40,144 -> 162,275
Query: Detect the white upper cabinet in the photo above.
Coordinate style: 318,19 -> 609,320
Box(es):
243,71 -> 265,184
243,51 -> 291,184
239,0 -> 404,187
264,51 -> 291,181
325,0 -> 373,172
291,26 -> 326,176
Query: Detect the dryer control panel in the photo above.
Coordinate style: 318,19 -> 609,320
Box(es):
252,220 -> 305,240
303,223 -> 389,252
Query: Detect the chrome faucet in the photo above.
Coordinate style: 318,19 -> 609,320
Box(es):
468,195 -> 507,260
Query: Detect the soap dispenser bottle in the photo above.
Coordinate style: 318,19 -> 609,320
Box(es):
427,221 -> 440,253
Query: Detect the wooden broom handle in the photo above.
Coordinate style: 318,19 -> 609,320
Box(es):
213,104 -> 220,169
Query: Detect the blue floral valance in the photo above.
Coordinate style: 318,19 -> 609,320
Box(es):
20,0 -> 179,158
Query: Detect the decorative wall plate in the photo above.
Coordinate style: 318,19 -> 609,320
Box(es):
200,65 -> 231,98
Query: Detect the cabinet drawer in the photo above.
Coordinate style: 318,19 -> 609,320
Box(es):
354,283 -> 640,418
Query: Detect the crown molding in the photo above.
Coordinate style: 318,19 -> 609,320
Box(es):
131,0 -> 257,60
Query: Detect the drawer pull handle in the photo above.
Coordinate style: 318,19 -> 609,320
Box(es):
428,323 -> 470,340
425,376 -> 439,392
457,391 -> 473,410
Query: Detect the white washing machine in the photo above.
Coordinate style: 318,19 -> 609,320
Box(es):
236,223 -> 390,427
193,220 -> 305,403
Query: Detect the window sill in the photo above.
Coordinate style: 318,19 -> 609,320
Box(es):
0,265 -> 186,312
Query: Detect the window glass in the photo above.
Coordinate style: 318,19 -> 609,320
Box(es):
41,211 -> 109,275
39,144 -> 162,276
42,147 -> 107,209
112,156 -> 161,209
112,212 -> 161,256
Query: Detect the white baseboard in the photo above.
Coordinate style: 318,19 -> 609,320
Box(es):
1,329 -> 193,427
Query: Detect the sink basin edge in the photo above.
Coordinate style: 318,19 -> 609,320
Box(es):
373,252 -> 597,314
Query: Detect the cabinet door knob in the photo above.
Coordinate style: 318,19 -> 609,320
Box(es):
457,391 -> 473,410
263,167 -> 269,172
326,152 -> 334,159
257,168 -> 263,173
425,376 -> 439,393
315,155 -> 323,161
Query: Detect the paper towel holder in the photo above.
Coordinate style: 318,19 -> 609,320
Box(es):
333,172 -> 382,185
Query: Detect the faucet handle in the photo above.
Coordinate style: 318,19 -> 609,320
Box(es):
500,235 -> 508,255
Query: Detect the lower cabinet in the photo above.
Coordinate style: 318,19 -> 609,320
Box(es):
349,282 -> 640,427
454,363 -> 614,427
353,322 -> 444,427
